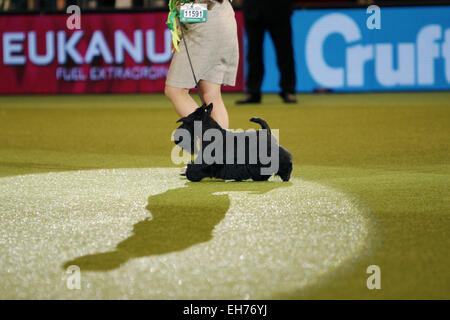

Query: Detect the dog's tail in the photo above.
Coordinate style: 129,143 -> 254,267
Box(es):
250,117 -> 272,135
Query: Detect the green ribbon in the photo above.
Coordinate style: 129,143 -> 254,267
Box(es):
167,0 -> 192,52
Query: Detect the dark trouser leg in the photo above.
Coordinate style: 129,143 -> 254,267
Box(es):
267,15 -> 296,94
244,18 -> 266,98
11,0 -> 28,10
40,0 -> 56,10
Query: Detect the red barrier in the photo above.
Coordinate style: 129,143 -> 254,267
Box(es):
0,12 -> 245,94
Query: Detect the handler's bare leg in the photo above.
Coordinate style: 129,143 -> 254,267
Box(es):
165,85 -> 198,118
165,85 -> 199,175
198,80 -> 229,129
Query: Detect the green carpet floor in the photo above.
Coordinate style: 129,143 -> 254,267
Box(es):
0,92 -> 448,299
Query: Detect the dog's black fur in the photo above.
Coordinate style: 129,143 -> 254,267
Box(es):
174,103 -> 293,182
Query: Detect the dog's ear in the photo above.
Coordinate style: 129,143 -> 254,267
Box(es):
205,103 -> 213,115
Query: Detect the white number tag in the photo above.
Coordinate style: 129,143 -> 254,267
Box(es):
180,3 -> 207,23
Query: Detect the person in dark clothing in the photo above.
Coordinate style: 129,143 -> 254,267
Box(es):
237,0 -> 297,104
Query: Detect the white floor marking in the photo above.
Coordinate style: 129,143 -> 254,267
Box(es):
0,168 -> 368,299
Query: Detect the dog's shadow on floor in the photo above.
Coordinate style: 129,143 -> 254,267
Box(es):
63,180 -> 291,272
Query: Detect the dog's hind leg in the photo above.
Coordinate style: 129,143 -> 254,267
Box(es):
247,165 -> 271,181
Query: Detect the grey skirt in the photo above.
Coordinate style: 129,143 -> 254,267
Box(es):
166,0 -> 239,89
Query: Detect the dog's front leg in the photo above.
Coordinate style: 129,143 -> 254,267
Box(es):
186,163 -> 210,182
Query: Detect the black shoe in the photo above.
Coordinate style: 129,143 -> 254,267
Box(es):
279,92 -> 297,104
236,94 -> 261,105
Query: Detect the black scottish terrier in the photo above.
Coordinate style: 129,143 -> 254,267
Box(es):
174,103 -> 293,182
